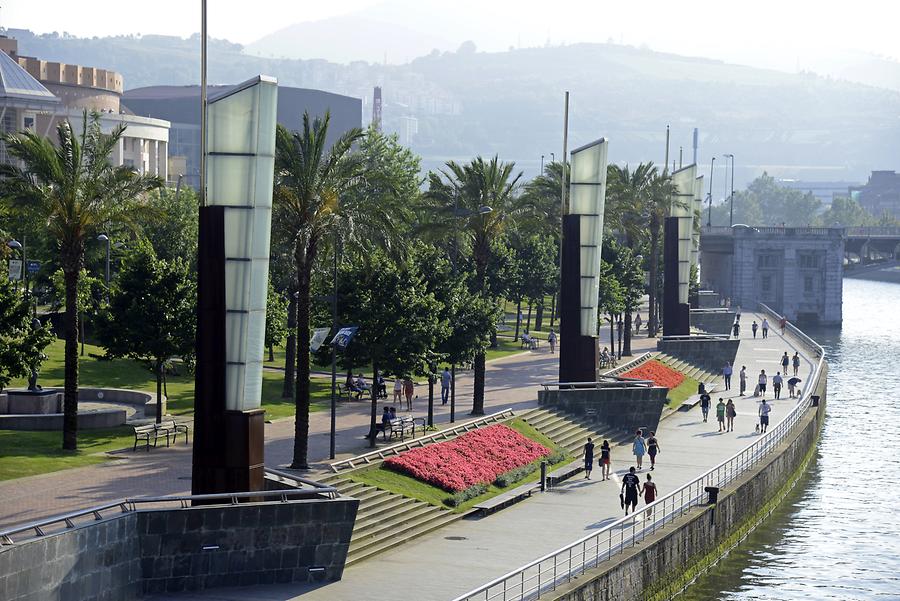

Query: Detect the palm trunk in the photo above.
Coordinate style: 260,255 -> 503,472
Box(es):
427,367 -> 434,427
549,292 -> 557,328
292,243 -> 316,469
514,299 -> 522,341
80,311 -> 85,356
368,364 -> 379,448
535,301 -> 544,331
268,345 -> 275,363
647,221 -> 660,337
526,302 -> 533,331
155,359 -> 163,424
623,312 -> 633,356
472,244 -> 488,416
282,288 -> 297,399
471,351 -> 485,415
62,268 -> 79,451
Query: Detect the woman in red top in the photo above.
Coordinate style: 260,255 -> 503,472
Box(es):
642,474 -> 658,518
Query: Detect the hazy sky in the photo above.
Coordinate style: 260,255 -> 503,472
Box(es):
5,0 -> 900,71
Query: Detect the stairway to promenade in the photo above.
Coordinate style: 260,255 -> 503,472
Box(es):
518,407 -> 631,454
655,352 -> 721,388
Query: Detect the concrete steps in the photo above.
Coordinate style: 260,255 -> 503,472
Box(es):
521,407 -> 629,457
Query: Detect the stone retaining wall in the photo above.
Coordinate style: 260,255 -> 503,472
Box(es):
689,310 -> 736,335
0,497 -> 358,601
549,364 -> 827,601
656,338 -> 740,372
538,386 -> 669,435
0,409 -> 126,431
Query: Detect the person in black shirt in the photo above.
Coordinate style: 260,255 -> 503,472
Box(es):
599,440 -> 611,480
621,467 -> 641,515
646,432 -> 661,470
700,393 -> 711,422
583,438 -> 595,479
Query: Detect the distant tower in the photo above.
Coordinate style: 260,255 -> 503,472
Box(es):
372,86 -> 382,132
692,128 -> 699,165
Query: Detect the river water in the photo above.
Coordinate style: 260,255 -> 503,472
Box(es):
681,278 -> 900,600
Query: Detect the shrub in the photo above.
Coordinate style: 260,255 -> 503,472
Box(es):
445,483 -> 488,507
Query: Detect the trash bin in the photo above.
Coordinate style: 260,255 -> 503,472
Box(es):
704,486 -> 719,505
811,395 -> 820,407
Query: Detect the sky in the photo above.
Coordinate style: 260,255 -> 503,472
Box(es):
5,0 -> 900,71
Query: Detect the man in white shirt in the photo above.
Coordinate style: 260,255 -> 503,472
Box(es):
758,398 -> 771,433
441,367 -> 452,405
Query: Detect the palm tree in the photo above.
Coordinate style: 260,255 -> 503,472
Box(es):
275,114 -> 364,469
0,113 -> 163,450
425,156 -> 522,415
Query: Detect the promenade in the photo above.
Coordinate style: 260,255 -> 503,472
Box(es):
143,315 -> 816,601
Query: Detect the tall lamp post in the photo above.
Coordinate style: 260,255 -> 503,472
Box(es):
329,233 -> 339,459
706,157 -> 715,227
97,234 -> 111,302
450,200 -> 492,424
724,154 -> 735,226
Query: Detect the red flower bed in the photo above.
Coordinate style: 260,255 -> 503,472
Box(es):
621,359 -> 685,389
383,424 -> 551,492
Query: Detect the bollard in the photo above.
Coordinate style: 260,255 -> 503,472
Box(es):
811,395 -> 820,407
540,461 -> 548,491
704,486 -> 719,505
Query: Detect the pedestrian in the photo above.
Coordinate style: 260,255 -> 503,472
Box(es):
751,320 -> 758,338
632,430 -> 646,470
634,313 -> 643,334
583,438 -> 595,479
393,378 -> 403,404
792,352 -> 800,376
642,474 -> 658,518
599,439 -> 611,480
779,316 -> 787,334
761,318 -> 770,339
773,371 -> 783,399
759,398 -> 771,433
621,467 -> 641,516
732,320 -> 740,338
440,367 -> 452,405
722,362 -> 733,391
735,305 -> 742,321
716,398 -> 727,432
548,329 -> 557,353
700,391 -> 711,422
788,376 -> 801,398
758,370 -> 768,398
739,365 -> 747,396
403,377 -> 414,411
725,399 -> 736,431
646,431 -> 660,470
781,352 -> 790,374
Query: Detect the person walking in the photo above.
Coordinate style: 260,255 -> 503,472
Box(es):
725,399 -> 736,432
781,352 -> 790,375
792,352 -> 801,376
583,438 -> 595,479
548,329 -> 557,353
700,391 -> 711,422
751,320 -> 759,338
758,370 -> 768,398
773,372 -> 783,400
761,318 -> 770,339
716,398 -> 727,432
440,367 -> 452,405
759,398 -> 771,433
788,376 -> 801,398
599,439 -> 611,480
393,378 -> 403,404
621,467 -> 641,516
634,313 -> 643,334
722,362 -> 733,391
632,430 -> 646,470
642,474 -> 658,518
646,431 -> 660,470
739,365 -> 748,396
732,319 -> 740,338
779,316 -> 787,334
403,377 -> 414,411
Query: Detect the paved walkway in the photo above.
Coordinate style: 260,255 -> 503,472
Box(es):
145,315 -> 816,601
0,327 -> 658,530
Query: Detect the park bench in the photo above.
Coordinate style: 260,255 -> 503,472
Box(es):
155,418 -> 189,446
473,480 -> 542,516
545,460 -> 584,488
387,416 -> 425,441
132,424 -> 164,452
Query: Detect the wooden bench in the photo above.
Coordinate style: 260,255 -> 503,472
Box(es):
545,460 -> 584,488
387,416 -> 424,441
133,424 -> 163,452
155,419 -> 189,446
473,481 -> 542,516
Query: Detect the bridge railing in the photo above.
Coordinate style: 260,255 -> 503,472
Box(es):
703,225 -> 841,236
451,306 -> 825,601
845,226 -> 900,237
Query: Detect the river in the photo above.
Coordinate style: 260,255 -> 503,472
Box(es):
681,278 -> 900,600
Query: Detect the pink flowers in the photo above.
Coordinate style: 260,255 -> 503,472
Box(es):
384,424 -> 551,492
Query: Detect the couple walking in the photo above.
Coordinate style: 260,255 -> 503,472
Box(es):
715,398 -> 737,432
583,438 -> 611,480
631,429 -> 660,470
620,467 -> 657,517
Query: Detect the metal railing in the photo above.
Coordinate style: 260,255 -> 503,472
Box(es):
661,333 -> 732,341
0,483 -> 339,547
452,305 -> 825,601
539,377 -> 655,390
846,226 -> 900,237
703,225 -> 840,237
329,408 -> 516,473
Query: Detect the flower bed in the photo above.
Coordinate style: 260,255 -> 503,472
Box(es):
621,359 -> 685,389
383,424 -> 551,492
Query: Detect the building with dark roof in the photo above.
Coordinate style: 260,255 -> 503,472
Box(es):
850,171 -> 900,220
123,85 -> 361,189
0,43 -> 59,164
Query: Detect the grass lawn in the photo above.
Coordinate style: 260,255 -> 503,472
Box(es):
347,417 -> 568,513
665,373 -> 700,409
0,426 -> 134,481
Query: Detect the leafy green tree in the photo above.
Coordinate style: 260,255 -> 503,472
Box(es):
0,279 -> 53,392
264,282 -> 289,363
49,268 -> 103,356
603,238 -> 644,356
95,242 -> 195,423
816,196 -> 875,227
597,260 -> 624,353
0,114 -> 163,449
141,186 -> 199,267
424,156 -> 523,415
709,173 -> 821,227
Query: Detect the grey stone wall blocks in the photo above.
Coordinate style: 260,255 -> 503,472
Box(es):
0,497 -> 358,601
656,338 -> 740,372
538,387 -> 668,435
689,310 -> 737,335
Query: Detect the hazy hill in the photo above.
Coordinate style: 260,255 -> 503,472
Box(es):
8,28 -> 900,185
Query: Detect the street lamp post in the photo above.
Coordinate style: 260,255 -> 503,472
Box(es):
724,154 -> 735,226
706,157 -> 715,227
330,232 -> 339,459
97,234 -> 111,302
540,154 -> 544,174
